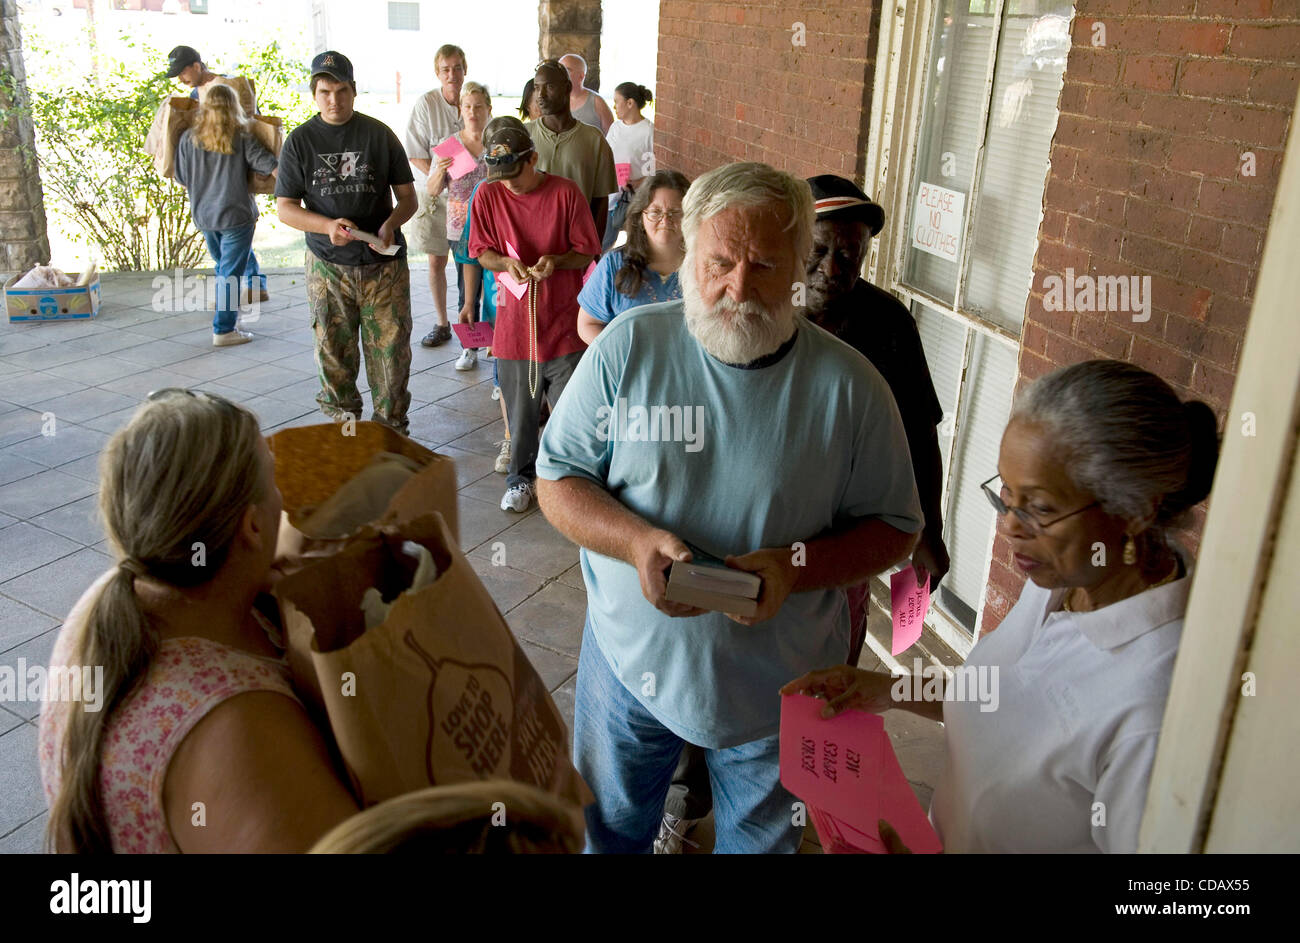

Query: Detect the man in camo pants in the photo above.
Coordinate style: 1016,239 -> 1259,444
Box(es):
304,256 -> 413,428
275,51 -> 418,432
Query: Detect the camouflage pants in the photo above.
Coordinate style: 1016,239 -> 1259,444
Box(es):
305,250 -> 413,434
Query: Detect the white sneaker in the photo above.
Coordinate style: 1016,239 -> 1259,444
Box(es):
455,348 -> 478,371
213,329 -> 254,347
494,438 -> 511,474
491,385 -> 501,401
654,813 -> 703,854
500,480 -> 533,512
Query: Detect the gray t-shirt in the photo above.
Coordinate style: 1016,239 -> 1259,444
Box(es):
174,129 -> 277,232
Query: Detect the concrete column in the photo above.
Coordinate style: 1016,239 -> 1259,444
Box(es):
538,0 -> 602,91
0,0 -> 50,277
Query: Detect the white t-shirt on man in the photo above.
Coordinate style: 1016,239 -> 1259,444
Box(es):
404,88 -> 463,190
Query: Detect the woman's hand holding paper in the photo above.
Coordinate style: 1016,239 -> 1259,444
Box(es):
780,665 -> 896,718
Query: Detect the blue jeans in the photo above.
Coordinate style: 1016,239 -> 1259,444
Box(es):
601,191 -> 630,254
202,223 -> 257,334
245,249 -> 266,293
573,618 -> 804,854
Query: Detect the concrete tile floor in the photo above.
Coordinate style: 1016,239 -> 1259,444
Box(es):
0,268 -> 945,855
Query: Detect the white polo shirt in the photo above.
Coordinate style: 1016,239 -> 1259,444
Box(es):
930,560 -> 1191,853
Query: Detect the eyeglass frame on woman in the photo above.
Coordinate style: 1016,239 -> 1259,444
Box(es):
980,473 -> 1099,533
643,208 -> 683,223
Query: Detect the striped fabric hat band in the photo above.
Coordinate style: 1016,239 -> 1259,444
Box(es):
814,196 -> 872,215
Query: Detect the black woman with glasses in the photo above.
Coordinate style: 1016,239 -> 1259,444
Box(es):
784,359 -> 1220,853
40,390 -> 357,853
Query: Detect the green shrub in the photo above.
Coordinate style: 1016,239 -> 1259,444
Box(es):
0,25 -> 313,272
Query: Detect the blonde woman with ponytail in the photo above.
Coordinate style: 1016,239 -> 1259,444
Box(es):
174,83 -> 278,347
39,390 -> 357,853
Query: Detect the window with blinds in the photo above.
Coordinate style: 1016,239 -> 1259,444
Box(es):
387,1 -> 420,31
902,0 -> 1072,334
914,303 -> 1018,633
893,0 -> 1072,639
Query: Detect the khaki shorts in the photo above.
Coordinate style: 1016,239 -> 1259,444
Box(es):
407,188 -> 449,256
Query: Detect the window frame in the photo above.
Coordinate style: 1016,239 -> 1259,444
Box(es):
866,0 -> 1068,653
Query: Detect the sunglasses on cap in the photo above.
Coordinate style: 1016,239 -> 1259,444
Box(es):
483,145 -> 534,166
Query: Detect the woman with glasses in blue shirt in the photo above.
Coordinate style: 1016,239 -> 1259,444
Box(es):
576,170 -> 690,345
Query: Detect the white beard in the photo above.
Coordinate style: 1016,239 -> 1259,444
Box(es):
680,258 -> 797,365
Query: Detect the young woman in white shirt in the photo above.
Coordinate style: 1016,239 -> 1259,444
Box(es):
602,82 -> 655,253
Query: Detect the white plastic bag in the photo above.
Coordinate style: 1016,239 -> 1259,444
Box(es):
13,264 -> 74,289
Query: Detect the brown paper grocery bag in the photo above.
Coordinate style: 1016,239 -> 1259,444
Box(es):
267,421 -> 458,566
196,75 -> 257,117
274,513 -> 593,812
247,114 -> 283,194
144,96 -> 197,178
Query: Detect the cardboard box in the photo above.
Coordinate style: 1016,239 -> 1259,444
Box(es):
5,274 -> 101,322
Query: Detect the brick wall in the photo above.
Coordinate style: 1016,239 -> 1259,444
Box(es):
655,1 -> 879,181
981,1 -> 1299,632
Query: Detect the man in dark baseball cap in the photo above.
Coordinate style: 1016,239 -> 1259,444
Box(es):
468,113 -> 599,514
275,48 -> 418,434
802,172 -> 949,663
165,45 -> 201,79
310,50 -> 355,86
482,116 -> 536,181
165,45 -> 217,90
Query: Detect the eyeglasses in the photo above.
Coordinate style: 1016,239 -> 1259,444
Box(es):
980,474 -> 1098,534
643,209 -> 683,223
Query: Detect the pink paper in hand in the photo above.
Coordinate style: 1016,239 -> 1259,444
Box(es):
615,162 -> 632,189
810,804 -> 886,854
453,322 -> 493,349
431,135 -> 479,180
779,693 -> 881,833
497,240 -> 529,300
890,566 -> 931,656
582,259 -> 597,285
779,693 -> 942,854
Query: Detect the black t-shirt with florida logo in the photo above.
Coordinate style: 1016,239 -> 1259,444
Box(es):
276,112 -> 415,266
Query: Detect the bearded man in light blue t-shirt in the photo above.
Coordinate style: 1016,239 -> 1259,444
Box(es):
535,162 -> 924,854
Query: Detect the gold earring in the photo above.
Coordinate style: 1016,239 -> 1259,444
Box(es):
1122,534 -> 1137,566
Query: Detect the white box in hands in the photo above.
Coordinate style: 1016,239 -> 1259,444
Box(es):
665,554 -> 762,617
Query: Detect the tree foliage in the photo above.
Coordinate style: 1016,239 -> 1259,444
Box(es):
1,24 -> 313,272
